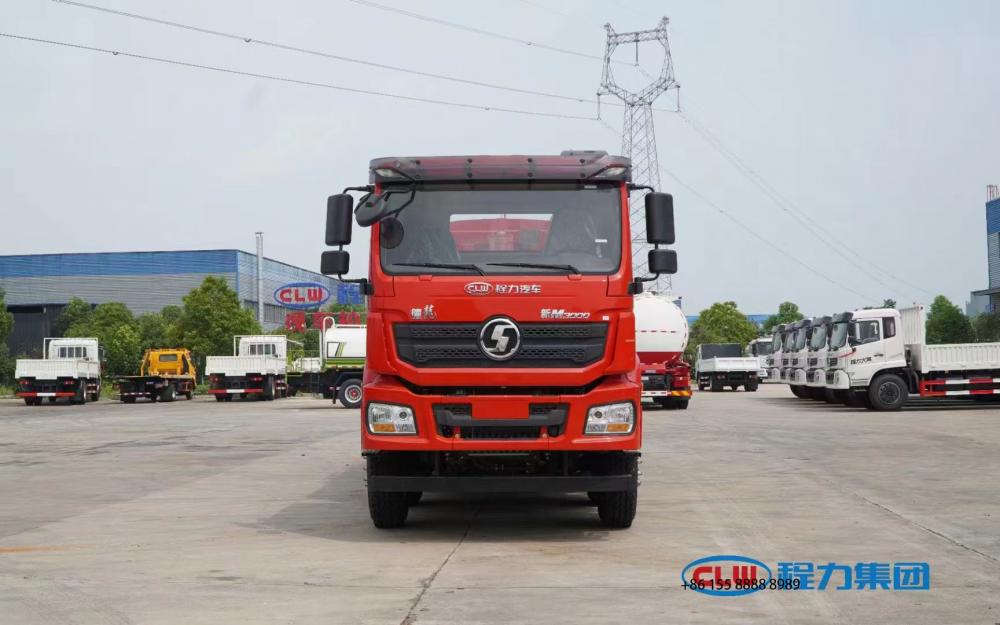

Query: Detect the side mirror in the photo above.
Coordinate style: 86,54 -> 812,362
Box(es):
326,195 -> 354,245
321,250 -> 350,276
645,192 -> 675,244
356,194 -> 386,227
648,249 -> 677,275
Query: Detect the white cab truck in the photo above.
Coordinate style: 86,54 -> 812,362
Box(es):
803,315 -> 833,401
766,323 -> 787,383
745,337 -> 773,382
695,343 -> 761,392
15,338 -> 102,406
206,335 -> 288,401
287,320 -> 366,408
826,305 -> 1000,410
779,323 -> 797,383
788,319 -> 813,397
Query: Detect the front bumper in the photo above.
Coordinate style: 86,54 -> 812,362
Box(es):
367,471 -> 637,494
361,374 -> 641,452
791,369 -> 809,385
806,369 -> 827,387
767,368 -> 782,383
826,369 -> 851,390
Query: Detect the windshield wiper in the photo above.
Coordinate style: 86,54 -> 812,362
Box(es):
486,262 -> 581,274
393,262 -> 486,276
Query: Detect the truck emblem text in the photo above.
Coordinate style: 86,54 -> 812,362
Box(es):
478,317 -> 521,361
464,282 -> 542,295
274,282 -> 332,309
541,308 -> 591,320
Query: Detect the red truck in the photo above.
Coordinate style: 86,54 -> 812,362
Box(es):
321,151 -> 677,528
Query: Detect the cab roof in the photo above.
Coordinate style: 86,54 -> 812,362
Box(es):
368,151 -> 631,184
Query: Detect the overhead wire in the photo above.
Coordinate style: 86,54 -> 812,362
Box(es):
0,32 -> 596,121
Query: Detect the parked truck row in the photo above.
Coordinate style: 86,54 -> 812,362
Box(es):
772,304 -> 1000,410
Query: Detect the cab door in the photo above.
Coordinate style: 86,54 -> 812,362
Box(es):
851,319 -> 887,385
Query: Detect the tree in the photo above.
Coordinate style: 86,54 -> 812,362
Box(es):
105,325 -> 142,376
54,297 -> 92,337
973,312 -> 1000,343
925,295 -> 974,344
686,301 -> 760,362
161,305 -> 182,326
882,299 -> 897,309
170,277 -> 262,369
66,302 -> 136,341
137,313 -> 170,352
761,301 -> 805,335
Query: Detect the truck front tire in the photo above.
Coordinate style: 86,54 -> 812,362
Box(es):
869,374 -> 907,411
596,454 -> 638,529
160,384 -> 176,403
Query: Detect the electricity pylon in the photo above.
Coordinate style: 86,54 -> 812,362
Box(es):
598,17 -> 678,292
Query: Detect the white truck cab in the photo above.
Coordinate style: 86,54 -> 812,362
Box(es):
779,324 -> 797,382
766,323 -> 786,383
789,319 -> 813,393
206,335 -> 290,401
826,308 -> 898,397
746,337 -> 773,381
804,315 -> 832,399
15,337 -> 102,405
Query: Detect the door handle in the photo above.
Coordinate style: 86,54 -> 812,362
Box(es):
873,353 -> 884,357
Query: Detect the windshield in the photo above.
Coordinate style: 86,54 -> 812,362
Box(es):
378,183 -> 622,275
830,321 -> 850,349
771,332 -> 782,352
794,327 -> 808,351
752,340 -> 773,356
782,331 -> 796,351
809,324 -> 829,350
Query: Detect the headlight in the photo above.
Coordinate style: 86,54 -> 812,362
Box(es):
585,402 -> 635,435
367,403 -> 417,435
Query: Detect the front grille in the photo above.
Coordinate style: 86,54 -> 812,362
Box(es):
807,357 -> 819,367
828,357 -> 838,368
395,322 -> 608,368
826,371 -> 836,384
460,426 -> 541,440
782,357 -> 790,366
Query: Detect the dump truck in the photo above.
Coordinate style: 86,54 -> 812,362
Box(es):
205,335 -> 288,401
319,151 -> 678,528
287,318 -> 365,408
116,349 -> 197,403
695,343 -> 761,391
827,304 -> 1000,410
15,338 -> 102,405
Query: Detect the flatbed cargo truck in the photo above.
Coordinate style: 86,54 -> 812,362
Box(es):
116,348 -> 197,403
15,338 -> 102,405
695,343 -> 760,391
206,335 -> 289,401
320,150 -> 678,528
827,304 -> 1000,410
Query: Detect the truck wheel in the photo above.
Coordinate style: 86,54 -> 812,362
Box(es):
337,380 -> 364,409
697,383 -> 706,391
710,381 -> 723,392
264,376 -> 275,401
368,490 -> 410,528
675,399 -> 690,410
71,383 -> 87,405
160,384 -> 176,403
406,492 -> 423,506
596,454 -> 638,529
823,388 -> 839,403
653,397 -> 672,409
23,397 -> 40,406
90,384 -> 101,402
185,390 -> 193,400
746,381 -> 759,392
214,395 -> 226,402
869,374 -> 907,411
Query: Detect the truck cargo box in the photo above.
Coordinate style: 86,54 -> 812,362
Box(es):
205,355 -> 285,377
697,357 -> 762,373
15,358 -> 100,380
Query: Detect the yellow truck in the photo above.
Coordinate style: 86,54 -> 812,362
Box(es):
116,349 -> 197,403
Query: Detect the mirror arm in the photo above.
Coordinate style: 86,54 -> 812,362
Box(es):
340,277 -> 373,296
627,183 -> 656,194
342,185 -> 374,194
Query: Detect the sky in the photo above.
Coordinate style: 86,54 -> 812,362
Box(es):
2,0 -> 998,316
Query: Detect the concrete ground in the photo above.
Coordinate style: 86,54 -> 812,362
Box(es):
0,385 -> 997,624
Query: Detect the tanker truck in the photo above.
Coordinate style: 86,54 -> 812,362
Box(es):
287,317 -> 366,408
635,292 -> 691,409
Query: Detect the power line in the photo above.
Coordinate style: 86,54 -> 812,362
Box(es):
0,32 -> 597,120
660,166 -> 879,303
344,0 -> 635,66
672,106 -> 931,298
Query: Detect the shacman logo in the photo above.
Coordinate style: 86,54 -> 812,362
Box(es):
465,282 -> 492,295
478,317 -> 521,361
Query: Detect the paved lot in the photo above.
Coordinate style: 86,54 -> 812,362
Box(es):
0,386 -> 997,624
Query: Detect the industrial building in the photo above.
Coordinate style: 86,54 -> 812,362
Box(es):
967,185 -> 1000,315
0,250 -> 357,356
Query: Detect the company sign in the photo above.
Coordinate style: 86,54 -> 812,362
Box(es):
274,282 -> 332,309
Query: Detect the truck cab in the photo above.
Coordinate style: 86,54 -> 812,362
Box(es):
804,315 -> 832,399
320,151 -> 677,528
789,319 -> 813,394
15,337 -> 102,405
746,337 -> 773,381
780,322 -> 799,383
826,308 -> 902,403
767,323 -> 786,382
